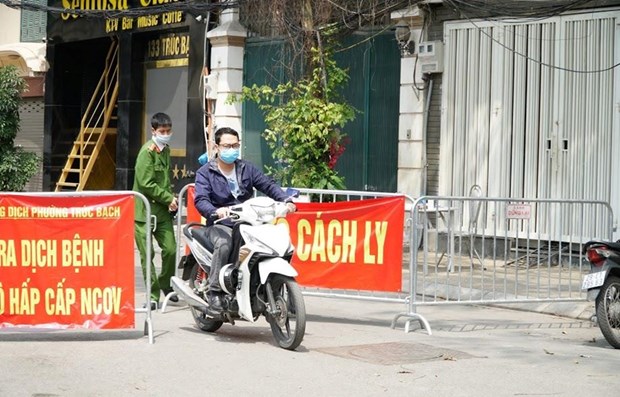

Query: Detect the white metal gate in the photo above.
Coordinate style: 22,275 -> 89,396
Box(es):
440,10 -> 620,238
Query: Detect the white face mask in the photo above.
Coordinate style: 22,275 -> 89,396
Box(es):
153,134 -> 172,146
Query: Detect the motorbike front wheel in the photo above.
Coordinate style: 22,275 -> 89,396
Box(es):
189,263 -> 223,333
596,275 -> 620,348
265,275 -> 306,350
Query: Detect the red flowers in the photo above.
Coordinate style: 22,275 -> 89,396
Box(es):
328,136 -> 350,169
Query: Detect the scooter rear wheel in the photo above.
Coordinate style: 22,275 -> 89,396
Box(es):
189,263 -> 223,333
596,275 -> 620,349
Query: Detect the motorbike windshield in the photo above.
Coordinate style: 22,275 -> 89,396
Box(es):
251,203 -> 276,223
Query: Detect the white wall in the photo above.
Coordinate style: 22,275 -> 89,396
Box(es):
392,6 -> 426,198
397,31 -> 424,198
0,5 -> 21,45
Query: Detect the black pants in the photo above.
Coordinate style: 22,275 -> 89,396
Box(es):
206,224 -> 244,292
206,224 -> 233,292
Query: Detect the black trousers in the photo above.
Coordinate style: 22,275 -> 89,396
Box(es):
206,224 -> 243,292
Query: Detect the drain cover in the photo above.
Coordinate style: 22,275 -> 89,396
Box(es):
315,341 -> 474,365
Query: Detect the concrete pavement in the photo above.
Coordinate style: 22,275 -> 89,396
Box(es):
0,244 -> 616,397
0,294 -> 617,397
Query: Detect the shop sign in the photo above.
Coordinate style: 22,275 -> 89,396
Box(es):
58,0 -> 186,34
145,32 -> 190,62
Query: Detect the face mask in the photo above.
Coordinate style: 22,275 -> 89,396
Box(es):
153,134 -> 171,146
219,148 -> 240,164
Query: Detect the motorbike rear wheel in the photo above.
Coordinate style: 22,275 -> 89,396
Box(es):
189,263 -> 223,333
596,275 -> 620,349
266,275 -> 306,350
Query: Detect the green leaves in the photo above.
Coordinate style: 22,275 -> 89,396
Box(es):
236,45 -> 355,192
0,66 -> 41,191
0,149 -> 40,191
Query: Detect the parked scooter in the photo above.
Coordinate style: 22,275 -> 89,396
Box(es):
582,240 -> 620,348
171,196 -> 306,350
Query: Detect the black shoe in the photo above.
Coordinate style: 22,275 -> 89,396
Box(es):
142,301 -> 160,310
162,288 -> 179,303
207,292 -> 223,312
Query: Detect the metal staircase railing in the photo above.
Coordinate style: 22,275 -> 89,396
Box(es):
55,38 -> 119,191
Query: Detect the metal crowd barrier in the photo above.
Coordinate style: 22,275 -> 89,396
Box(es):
173,184 -> 613,336
392,195 -> 613,334
283,187 -> 416,303
172,184 -> 419,324
174,183 -> 193,269
0,191 -> 155,344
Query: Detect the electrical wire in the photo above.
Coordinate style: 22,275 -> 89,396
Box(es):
444,0 -> 620,74
0,0 -> 240,18
410,13 -> 429,92
334,24 -> 392,53
7,0 -> 615,73
443,0 -> 594,20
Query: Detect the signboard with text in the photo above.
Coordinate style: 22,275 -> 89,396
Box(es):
506,203 -> 532,220
0,195 -> 135,329
184,190 -> 405,292
48,0 -> 188,42
285,197 -> 405,292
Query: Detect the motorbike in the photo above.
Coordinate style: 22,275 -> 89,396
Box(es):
171,196 -> 306,350
582,240 -> 620,348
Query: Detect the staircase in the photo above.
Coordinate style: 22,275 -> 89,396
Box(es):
55,39 -> 119,192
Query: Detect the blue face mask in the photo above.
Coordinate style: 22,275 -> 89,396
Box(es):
219,148 -> 240,164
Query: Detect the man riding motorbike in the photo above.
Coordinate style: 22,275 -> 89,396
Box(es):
193,127 -> 296,312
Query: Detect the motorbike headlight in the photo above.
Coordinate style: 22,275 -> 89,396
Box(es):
243,233 -> 276,255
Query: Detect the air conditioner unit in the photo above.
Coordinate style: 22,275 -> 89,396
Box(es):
417,41 -> 444,74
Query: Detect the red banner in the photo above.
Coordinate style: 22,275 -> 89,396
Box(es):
186,186 -> 202,224
0,194 -> 135,329
185,186 -> 202,256
284,197 -> 405,292
184,189 -> 405,292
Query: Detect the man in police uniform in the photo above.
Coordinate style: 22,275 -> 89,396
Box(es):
133,112 -> 179,309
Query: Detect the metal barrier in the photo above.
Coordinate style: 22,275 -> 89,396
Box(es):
392,195 -> 613,334
0,191 -> 155,344
172,184 -> 422,327
173,184 -> 613,336
174,183 -> 193,269
283,187 -> 416,306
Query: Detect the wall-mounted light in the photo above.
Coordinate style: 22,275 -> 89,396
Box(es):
394,21 -> 414,57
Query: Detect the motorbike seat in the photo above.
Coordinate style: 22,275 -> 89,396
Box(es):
584,240 -> 620,252
190,227 -> 215,252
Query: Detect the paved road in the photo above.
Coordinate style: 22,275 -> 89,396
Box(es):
1,293 -> 618,397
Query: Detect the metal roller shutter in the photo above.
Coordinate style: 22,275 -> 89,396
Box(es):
16,98 -> 44,191
439,10 -> 619,238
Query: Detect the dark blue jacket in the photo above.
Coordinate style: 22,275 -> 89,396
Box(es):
194,158 -> 290,226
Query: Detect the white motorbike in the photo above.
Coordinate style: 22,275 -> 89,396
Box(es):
171,196 -> 306,350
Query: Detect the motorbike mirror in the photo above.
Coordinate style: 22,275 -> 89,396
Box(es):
286,188 -> 300,198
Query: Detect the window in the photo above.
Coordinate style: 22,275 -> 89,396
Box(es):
21,0 -> 47,43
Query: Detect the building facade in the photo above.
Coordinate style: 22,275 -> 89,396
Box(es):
44,1 -> 213,192
0,2 -> 47,192
394,1 -> 620,238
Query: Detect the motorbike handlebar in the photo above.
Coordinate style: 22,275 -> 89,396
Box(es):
211,199 -> 293,225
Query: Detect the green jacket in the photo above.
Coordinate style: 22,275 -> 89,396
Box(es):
133,140 -> 175,223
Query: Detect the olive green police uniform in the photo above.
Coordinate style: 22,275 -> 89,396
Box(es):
133,140 -> 176,303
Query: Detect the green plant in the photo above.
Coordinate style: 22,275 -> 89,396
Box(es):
236,45 -> 356,190
0,66 -> 40,191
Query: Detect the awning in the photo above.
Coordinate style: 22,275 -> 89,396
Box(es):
0,42 -> 48,76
